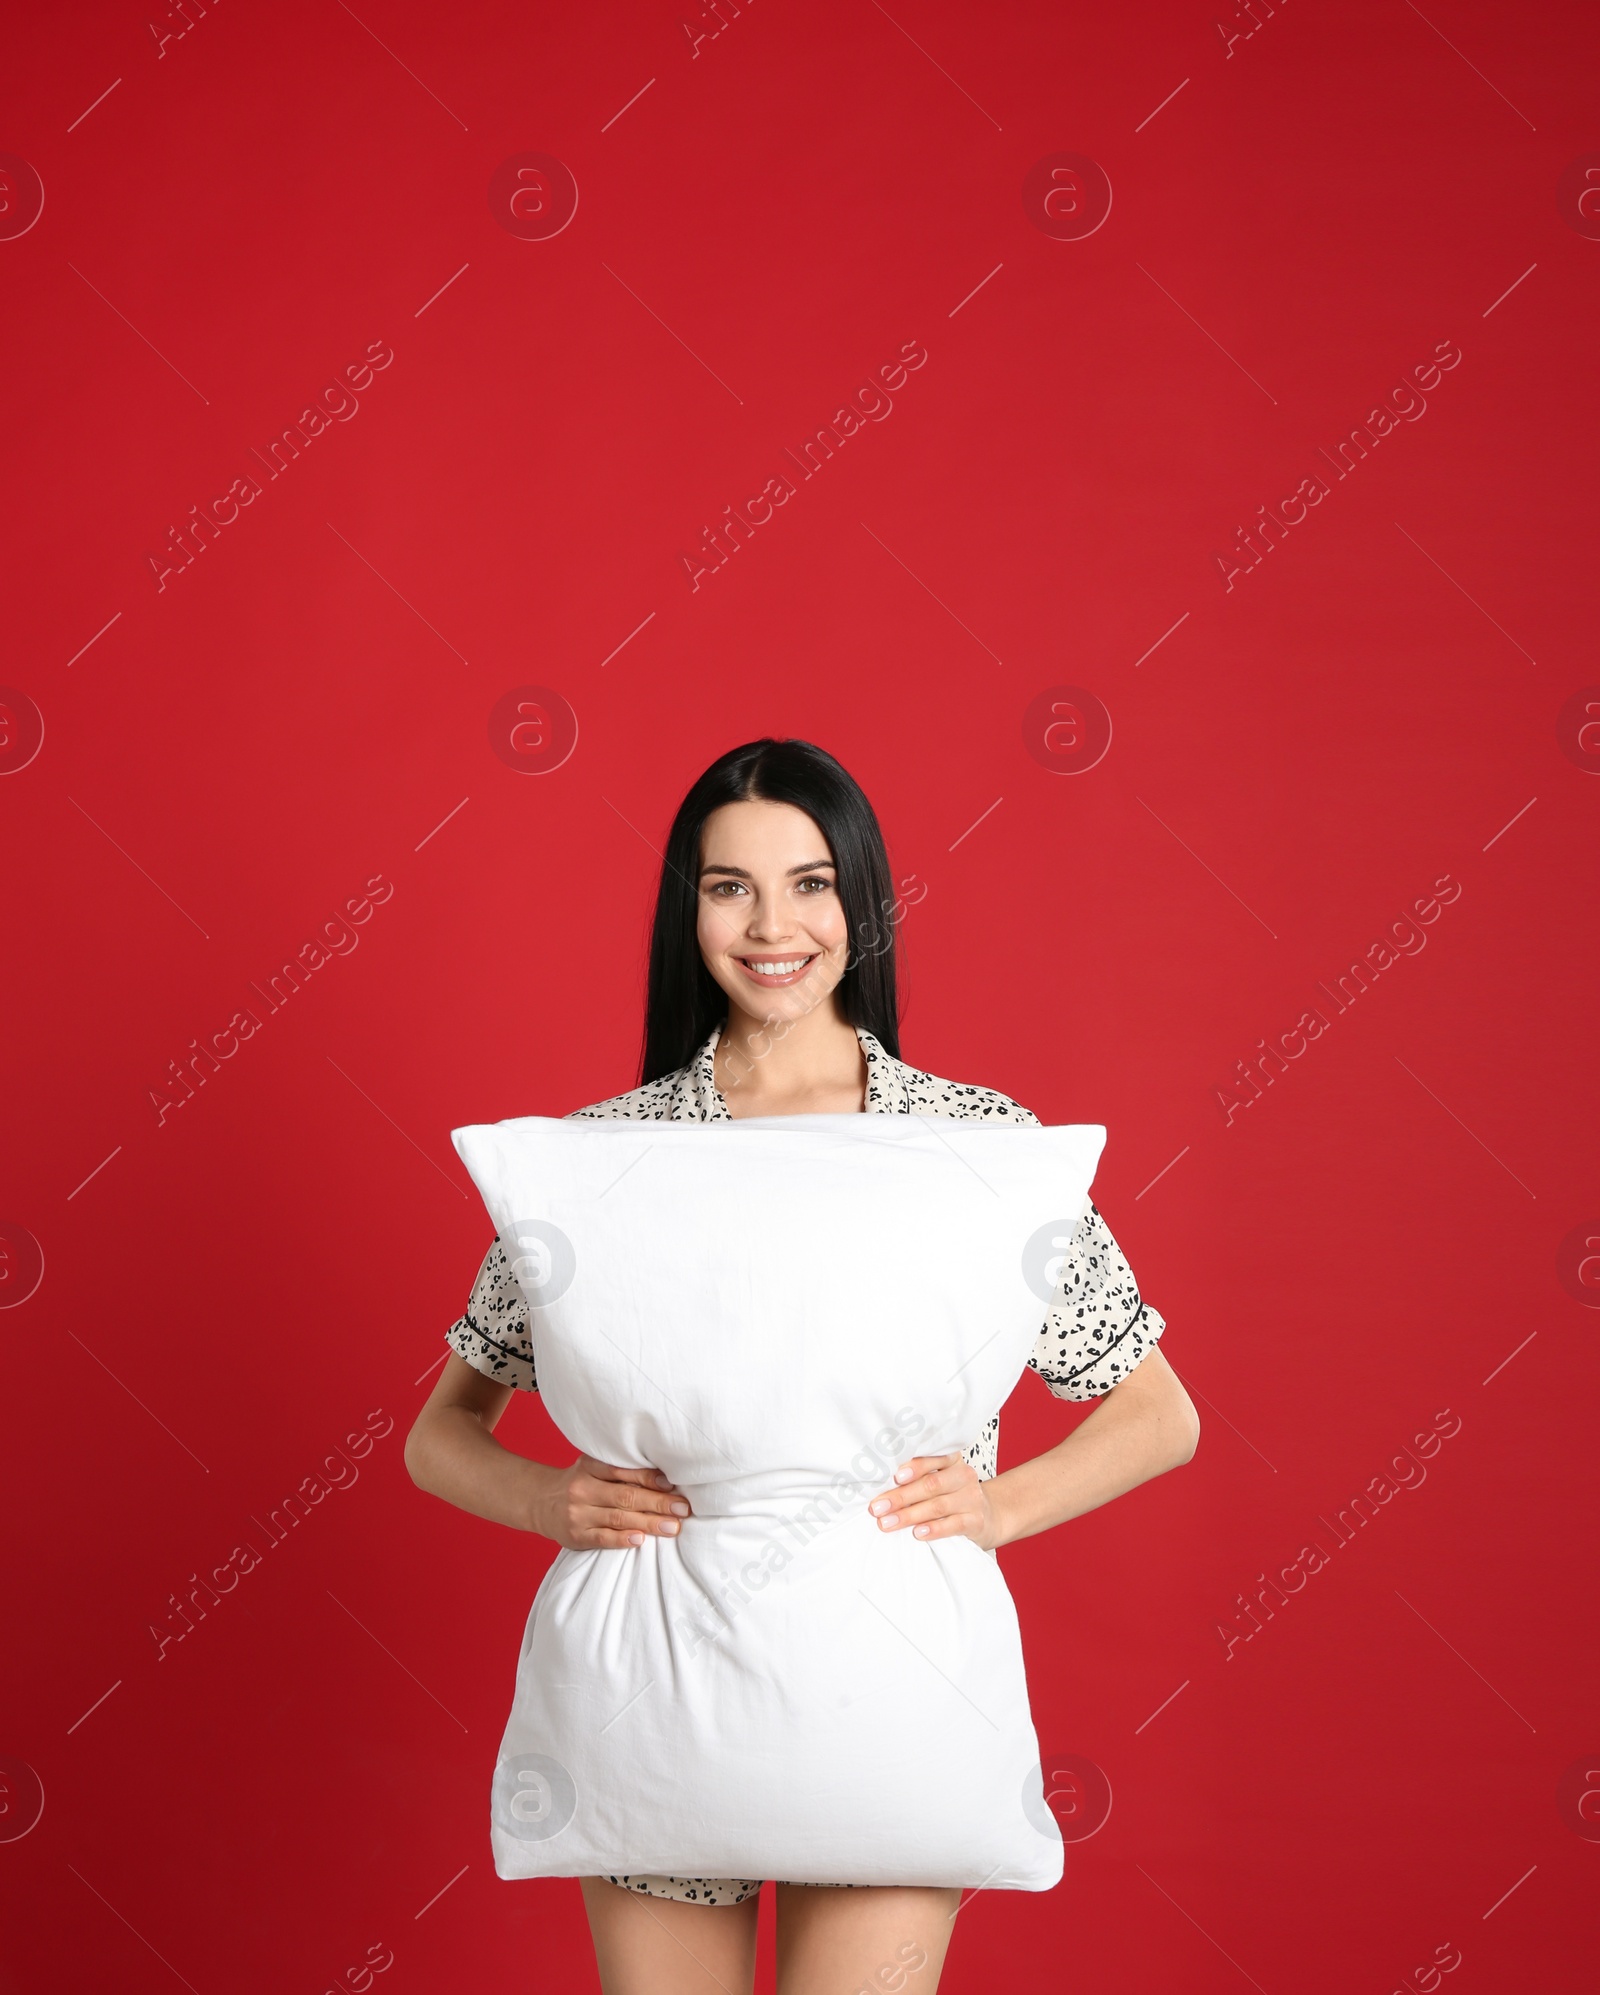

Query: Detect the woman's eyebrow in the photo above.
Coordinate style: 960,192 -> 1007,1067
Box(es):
698,859 -> 836,879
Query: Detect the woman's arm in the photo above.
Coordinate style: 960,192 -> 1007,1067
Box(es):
866,1347 -> 1199,1551
405,1352 -> 692,1549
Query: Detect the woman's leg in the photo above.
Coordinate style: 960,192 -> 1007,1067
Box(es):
773,1883 -> 963,1995
579,1875 -> 761,1995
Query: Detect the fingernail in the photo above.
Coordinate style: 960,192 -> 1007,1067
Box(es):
669,1501 -> 690,1516
868,1498 -> 890,1516
894,1466 -> 913,1483
628,1533 -> 644,1546
658,1519 -> 679,1534
879,1514 -> 900,1529
913,1525 -> 930,1538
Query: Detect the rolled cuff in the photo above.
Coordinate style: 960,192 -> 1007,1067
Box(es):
445,1311 -> 538,1392
1035,1298 -> 1167,1401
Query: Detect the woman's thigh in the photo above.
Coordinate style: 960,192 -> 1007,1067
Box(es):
774,1883 -> 963,1995
579,1875 -> 760,1995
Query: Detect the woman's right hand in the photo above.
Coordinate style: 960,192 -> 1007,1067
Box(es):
529,1455 -> 692,1550
404,1356 -> 692,1549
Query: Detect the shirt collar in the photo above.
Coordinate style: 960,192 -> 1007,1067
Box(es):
676,1019 -> 909,1119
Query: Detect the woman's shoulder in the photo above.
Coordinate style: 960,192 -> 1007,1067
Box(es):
563,1068 -> 685,1122
877,1039 -> 1041,1125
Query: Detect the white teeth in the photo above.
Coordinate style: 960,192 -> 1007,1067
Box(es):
745,957 -> 810,975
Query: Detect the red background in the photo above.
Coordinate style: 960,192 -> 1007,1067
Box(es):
3,1 -> 1597,1988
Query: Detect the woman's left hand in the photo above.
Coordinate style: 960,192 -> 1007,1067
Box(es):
867,1454 -> 1001,1550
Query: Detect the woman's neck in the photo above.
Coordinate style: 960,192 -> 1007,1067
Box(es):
714,998 -> 868,1115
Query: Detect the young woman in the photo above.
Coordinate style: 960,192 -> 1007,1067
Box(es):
406,737 -> 1199,1995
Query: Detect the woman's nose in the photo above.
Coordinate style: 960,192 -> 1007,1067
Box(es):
743,899 -> 795,941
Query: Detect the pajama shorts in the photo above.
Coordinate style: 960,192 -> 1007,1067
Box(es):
604,1873 -> 858,1904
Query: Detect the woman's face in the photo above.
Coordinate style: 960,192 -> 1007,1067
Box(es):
696,798 -> 851,1026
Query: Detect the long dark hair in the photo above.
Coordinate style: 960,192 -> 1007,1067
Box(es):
640,738 -> 903,1084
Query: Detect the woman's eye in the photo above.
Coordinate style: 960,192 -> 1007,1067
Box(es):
796,876 -> 831,893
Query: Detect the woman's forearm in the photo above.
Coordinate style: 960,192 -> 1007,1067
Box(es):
405,1370 -> 693,1550
405,1405 -> 556,1533
987,1367 -> 1199,1549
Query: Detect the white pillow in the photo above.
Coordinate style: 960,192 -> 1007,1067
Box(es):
450,1110 -> 1106,1890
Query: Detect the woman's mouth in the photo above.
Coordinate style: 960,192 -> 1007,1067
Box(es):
733,952 -> 818,987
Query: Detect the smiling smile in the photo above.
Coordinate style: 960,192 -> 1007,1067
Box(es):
734,953 -> 819,986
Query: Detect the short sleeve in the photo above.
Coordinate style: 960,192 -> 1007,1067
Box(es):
1027,1200 -> 1166,1400
445,1237 -> 538,1392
